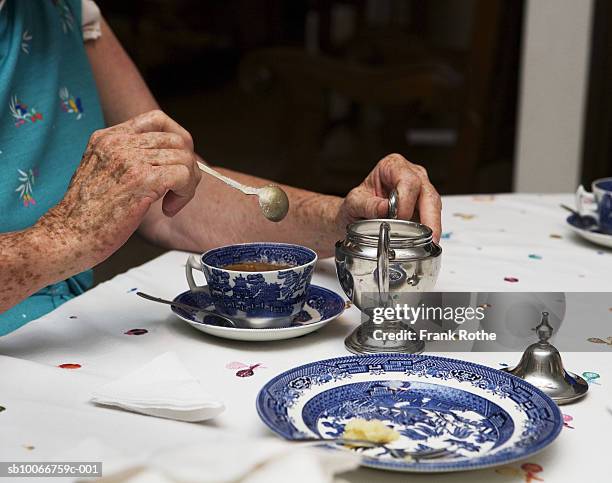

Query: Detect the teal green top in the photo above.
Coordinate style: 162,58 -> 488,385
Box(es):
0,0 -> 105,335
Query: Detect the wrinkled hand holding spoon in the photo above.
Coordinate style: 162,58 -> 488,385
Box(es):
196,161 -> 289,222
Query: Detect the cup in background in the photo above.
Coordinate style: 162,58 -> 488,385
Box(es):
576,177 -> 612,234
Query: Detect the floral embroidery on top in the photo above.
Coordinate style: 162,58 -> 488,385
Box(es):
226,361 -> 265,377
496,462 -> 544,482
562,413 -> 574,429
9,96 -> 43,127
51,0 -> 74,33
21,30 -> 32,54
59,87 -> 83,119
587,336 -> 612,346
582,371 -> 601,385
15,168 -> 37,207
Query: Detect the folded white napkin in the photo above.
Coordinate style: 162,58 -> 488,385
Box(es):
91,352 -> 224,422
64,436 -> 359,483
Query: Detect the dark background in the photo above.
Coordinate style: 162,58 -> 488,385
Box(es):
95,0 -> 611,283
102,0 -> 524,195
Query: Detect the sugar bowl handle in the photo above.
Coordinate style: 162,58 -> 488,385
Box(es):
388,189 -> 399,219
377,222 -> 391,307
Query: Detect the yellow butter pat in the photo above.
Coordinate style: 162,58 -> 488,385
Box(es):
342,418 -> 400,444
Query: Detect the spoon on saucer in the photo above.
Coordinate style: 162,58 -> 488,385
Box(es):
136,292 -> 236,327
196,162 -> 289,222
560,204 -> 598,229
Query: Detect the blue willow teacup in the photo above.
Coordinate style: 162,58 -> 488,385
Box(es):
185,243 -> 317,328
576,177 -> 612,234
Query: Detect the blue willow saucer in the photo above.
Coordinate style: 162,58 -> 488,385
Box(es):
566,213 -> 603,232
172,285 -> 345,330
566,214 -> 612,249
257,354 -> 562,473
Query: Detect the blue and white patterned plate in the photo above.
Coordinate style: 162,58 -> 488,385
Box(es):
257,354 -> 562,472
567,214 -> 612,248
172,285 -> 345,342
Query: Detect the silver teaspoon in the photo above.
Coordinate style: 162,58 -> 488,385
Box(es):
136,291 -> 236,327
196,161 -> 289,222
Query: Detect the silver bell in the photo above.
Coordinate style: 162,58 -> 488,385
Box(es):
502,311 -> 588,405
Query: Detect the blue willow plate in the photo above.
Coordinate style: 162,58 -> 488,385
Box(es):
172,285 -> 345,342
256,354 -> 562,472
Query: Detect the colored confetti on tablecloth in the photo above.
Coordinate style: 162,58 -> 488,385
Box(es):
562,413 -> 574,429
453,213 -> 476,220
124,329 -> 148,336
496,462 -> 544,482
549,234 -> 562,239
528,254 -> 542,260
127,288 -> 138,293
68,315 -> 77,319
58,363 -> 81,369
582,371 -> 601,385
587,336 -> 612,346
441,232 -> 452,239
22,445 -> 35,450
472,195 -> 495,202
226,361 -> 264,377
504,277 -> 519,283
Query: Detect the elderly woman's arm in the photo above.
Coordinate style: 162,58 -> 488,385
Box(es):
1,111 -> 200,314
86,20 -> 442,257
0,226 -> 82,312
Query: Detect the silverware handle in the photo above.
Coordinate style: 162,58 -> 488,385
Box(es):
293,438 -> 381,448
137,291 -> 237,328
377,222 -> 390,307
136,291 -> 197,313
197,161 -> 259,195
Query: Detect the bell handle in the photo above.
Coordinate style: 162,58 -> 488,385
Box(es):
377,222 -> 391,307
533,311 -> 554,342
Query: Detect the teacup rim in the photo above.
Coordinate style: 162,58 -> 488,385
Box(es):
201,242 -> 317,274
593,177 -> 612,191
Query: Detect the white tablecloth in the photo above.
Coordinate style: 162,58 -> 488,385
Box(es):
1,194 -> 611,482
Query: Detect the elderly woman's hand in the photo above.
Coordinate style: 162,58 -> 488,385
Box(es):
37,110 -> 201,269
336,153 -> 442,242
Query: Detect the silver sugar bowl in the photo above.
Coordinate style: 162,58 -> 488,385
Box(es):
335,216 -> 442,354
